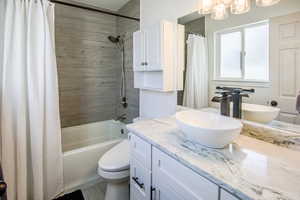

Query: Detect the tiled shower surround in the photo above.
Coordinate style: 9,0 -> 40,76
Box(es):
55,0 -> 140,127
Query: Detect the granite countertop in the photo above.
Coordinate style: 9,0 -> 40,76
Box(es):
127,117 -> 300,200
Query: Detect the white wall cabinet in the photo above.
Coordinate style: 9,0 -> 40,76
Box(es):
133,20 -> 175,72
133,20 -> 184,91
129,133 -> 241,200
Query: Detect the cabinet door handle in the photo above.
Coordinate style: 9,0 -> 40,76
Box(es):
144,62 -> 148,66
151,187 -> 156,200
132,177 -> 144,189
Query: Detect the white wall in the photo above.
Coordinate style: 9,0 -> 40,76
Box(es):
139,0 -> 198,118
140,0 -> 198,28
205,0 -> 300,106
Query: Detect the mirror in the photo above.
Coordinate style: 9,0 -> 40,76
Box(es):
177,0 -> 300,133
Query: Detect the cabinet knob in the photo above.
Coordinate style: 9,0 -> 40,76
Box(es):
144,62 -> 148,66
270,100 -> 278,107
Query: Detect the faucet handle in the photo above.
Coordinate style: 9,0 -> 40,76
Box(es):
216,86 -> 255,94
241,88 -> 255,93
215,91 -> 231,96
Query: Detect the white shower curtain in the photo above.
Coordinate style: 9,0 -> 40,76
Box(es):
183,34 -> 208,109
0,0 -> 63,200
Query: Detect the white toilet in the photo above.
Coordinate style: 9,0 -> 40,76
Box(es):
98,140 -> 130,200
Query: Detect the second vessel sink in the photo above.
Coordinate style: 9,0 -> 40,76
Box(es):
176,110 -> 243,149
242,103 -> 280,124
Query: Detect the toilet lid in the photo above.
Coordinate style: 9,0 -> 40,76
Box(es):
98,139 -> 130,172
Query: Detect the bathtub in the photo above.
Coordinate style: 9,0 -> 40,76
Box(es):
62,120 -> 128,192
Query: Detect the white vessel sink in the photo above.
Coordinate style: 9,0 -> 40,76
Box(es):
175,110 -> 243,149
242,103 -> 280,124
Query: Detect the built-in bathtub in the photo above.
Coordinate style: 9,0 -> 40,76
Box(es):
62,120 -> 128,192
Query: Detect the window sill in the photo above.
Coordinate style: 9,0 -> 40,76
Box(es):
212,79 -> 271,88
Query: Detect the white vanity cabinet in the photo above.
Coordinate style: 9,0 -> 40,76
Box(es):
130,158 -> 151,200
129,134 -> 152,200
133,20 -> 184,91
152,147 -> 219,200
129,133 -> 240,200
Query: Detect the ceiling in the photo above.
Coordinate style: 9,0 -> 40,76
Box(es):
68,0 -> 131,11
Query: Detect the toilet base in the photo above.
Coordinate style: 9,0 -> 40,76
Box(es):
105,180 -> 129,200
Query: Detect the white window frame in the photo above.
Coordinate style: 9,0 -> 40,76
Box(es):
214,21 -> 270,83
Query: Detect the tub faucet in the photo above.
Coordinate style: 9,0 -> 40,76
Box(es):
115,113 -> 127,122
212,87 -> 255,119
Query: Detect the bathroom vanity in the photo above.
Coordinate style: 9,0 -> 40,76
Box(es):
127,116 -> 300,200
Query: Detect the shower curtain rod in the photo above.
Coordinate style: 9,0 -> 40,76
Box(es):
187,32 -> 205,37
49,0 -> 140,22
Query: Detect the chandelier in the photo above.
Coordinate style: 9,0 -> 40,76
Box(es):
198,0 -> 281,20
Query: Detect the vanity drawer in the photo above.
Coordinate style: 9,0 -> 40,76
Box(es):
129,133 -> 152,170
220,189 -> 240,200
152,147 -> 219,200
130,158 -> 151,200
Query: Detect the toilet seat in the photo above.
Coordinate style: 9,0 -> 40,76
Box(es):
98,168 -> 130,181
98,139 -> 130,172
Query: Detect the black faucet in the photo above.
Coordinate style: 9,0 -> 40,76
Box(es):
212,91 -> 232,116
212,87 -> 255,119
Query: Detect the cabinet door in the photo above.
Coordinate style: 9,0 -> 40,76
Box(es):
152,148 -> 219,200
153,183 -> 186,200
129,134 -> 152,169
133,30 -> 146,71
145,23 -> 162,71
130,158 -> 151,200
145,21 -> 175,71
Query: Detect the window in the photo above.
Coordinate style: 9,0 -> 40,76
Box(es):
215,22 -> 269,82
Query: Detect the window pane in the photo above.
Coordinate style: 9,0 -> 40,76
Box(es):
220,31 -> 242,78
244,24 -> 269,80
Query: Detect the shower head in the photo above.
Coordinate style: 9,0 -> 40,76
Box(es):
108,36 -> 120,43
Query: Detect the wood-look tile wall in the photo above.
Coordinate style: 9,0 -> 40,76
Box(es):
55,0 -> 140,128
55,4 -> 120,127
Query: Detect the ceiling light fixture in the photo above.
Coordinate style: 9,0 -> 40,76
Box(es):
221,0 -> 233,7
231,0 -> 251,14
198,0 -> 216,14
198,0 -> 281,20
211,3 -> 229,20
256,0 -> 281,7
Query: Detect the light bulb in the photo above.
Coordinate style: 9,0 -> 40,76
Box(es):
256,0 -> 280,7
199,0 -> 216,14
231,0 -> 251,14
221,0 -> 233,7
211,3 -> 229,20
